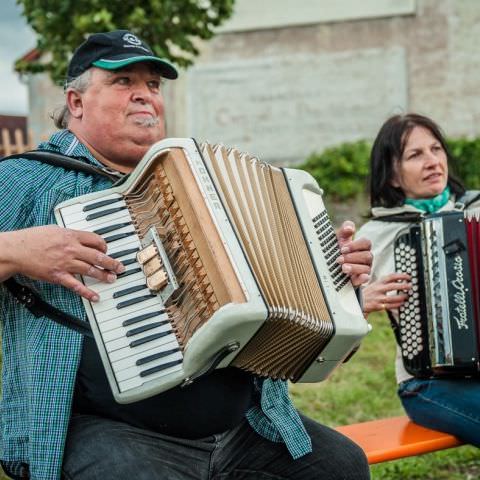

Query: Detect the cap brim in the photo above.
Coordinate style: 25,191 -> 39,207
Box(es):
92,55 -> 178,79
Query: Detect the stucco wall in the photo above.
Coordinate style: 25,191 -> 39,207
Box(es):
27,0 -> 480,168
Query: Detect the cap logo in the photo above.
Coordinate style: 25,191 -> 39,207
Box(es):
122,33 -> 143,47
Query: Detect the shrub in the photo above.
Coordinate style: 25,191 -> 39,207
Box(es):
297,141 -> 371,202
298,137 -> 480,203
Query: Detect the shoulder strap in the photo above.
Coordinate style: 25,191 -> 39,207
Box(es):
2,150 -> 124,182
371,212 -> 423,223
455,190 -> 480,210
3,278 -> 93,337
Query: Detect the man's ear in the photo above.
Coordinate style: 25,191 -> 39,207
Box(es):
66,89 -> 84,119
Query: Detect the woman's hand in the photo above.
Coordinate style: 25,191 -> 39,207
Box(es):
336,220 -> 373,287
0,226 -> 125,302
361,272 -> 411,314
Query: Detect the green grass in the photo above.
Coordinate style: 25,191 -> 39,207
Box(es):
0,314 -> 478,479
290,313 -> 480,479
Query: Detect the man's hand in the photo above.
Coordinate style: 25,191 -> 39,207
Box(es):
1,226 -> 125,302
336,220 -> 372,287
362,273 -> 411,314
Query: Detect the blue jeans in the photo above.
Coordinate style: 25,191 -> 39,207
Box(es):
62,413 -> 369,480
398,377 -> 480,446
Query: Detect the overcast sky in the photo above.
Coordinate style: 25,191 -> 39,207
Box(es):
0,0 -> 36,115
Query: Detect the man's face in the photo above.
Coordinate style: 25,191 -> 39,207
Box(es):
69,63 -> 166,170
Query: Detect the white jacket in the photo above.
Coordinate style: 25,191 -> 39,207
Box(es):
357,195 -> 480,383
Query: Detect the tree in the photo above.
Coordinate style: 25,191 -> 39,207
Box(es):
15,0 -> 235,84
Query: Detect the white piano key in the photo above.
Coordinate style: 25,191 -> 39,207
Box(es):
63,203 -> 129,228
104,321 -> 173,352
85,268 -> 145,291
100,315 -> 170,343
111,339 -> 180,371
59,193 -> 123,216
94,285 -> 152,313
109,329 -> 179,362
118,360 -> 183,393
99,307 -> 168,333
114,350 -> 183,382
96,296 -> 162,323
71,213 -> 133,233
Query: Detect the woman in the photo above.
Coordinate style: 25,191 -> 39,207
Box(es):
358,113 -> 480,446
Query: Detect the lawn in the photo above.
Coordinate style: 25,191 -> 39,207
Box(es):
0,313 -> 478,479
291,313 -> 480,479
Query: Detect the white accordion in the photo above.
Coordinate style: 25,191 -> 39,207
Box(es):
55,138 -> 369,403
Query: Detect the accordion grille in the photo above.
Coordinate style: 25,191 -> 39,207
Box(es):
202,144 -> 334,381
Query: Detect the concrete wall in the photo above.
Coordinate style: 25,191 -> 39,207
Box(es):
27,0 -> 480,167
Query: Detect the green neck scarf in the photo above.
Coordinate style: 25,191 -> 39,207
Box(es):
404,186 -> 451,213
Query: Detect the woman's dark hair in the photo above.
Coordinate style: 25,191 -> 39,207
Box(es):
368,113 -> 465,208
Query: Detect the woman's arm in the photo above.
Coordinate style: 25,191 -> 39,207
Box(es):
0,226 -> 125,301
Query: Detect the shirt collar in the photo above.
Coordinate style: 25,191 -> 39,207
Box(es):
38,130 -> 108,169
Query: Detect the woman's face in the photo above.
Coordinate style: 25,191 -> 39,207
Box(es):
392,126 -> 449,199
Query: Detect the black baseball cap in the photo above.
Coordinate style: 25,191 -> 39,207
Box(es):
67,30 -> 178,81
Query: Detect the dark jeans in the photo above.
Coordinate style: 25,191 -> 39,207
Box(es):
399,377 -> 480,446
62,413 -> 370,480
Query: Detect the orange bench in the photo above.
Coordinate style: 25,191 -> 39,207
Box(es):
336,416 -> 463,464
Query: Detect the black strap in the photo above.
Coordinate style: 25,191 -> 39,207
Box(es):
455,190 -> 480,209
3,278 -> 93,337
372,212 -> 423,223
2,150 -> 123,182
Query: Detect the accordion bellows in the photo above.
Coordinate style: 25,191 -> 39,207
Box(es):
56,138 -> 368,403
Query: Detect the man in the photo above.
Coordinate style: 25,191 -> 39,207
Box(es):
0,30 -> 372,480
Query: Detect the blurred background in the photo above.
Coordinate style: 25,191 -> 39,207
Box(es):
1,1 -> 479,478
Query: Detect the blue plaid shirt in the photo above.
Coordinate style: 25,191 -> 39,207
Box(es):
0,130 -> 311,480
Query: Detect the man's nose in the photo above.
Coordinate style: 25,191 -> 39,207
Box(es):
131,83 -> 151,102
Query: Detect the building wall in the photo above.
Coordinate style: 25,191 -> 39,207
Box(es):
27,0 -> 480,168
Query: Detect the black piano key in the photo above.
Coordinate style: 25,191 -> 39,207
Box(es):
139,359 -> 183,378
104,231 -> 135,244
136,348 -> 180,366
110,247 -> 139,259
116,294 -> 156,309
126,321 -> 168,337
117,267 -> 142,279
129,331 -> 173,348
122,310 -> 166,327
121,258 -> 137,267
113,283 -> 148,299
86,205 -> 127,221
83,197 -> 123,212
94,222 -> 132,235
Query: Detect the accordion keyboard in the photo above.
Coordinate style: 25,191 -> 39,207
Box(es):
58,193 -> 183,393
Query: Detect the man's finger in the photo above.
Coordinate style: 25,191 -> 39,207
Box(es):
57,273 -> 100,302
77,246 -> 125,274
74,260 -> 118,283
74,229 -> 108,253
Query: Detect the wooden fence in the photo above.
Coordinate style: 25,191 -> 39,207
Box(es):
0,128 -> 32,157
